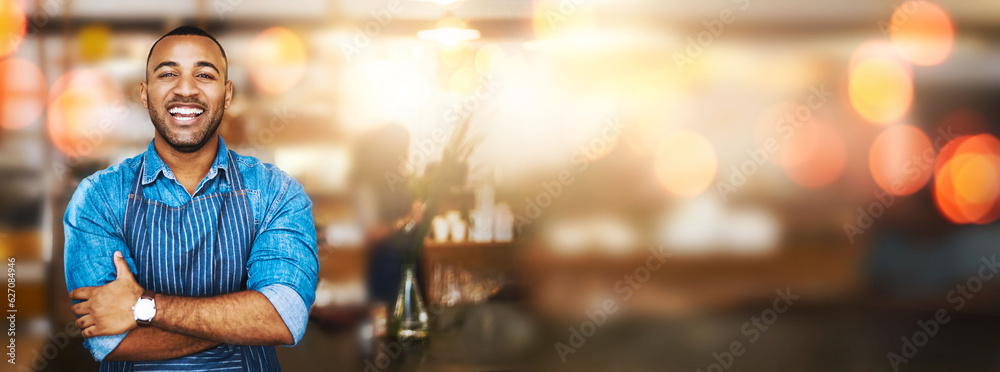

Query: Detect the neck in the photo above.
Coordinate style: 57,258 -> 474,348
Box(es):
153,134 -> 219,195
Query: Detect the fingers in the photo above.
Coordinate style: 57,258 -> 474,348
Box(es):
69,287 -> 93,300
81,324 -> 122,338
113,251 -> 134,281
81,326 -> 97,338
76,315 -> 95,330
71,301 -> 90,316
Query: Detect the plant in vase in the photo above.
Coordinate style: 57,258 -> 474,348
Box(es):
389,113 -> 482,342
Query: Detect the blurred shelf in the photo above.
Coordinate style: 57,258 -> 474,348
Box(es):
521,244 -> 865,318
317,244 -> 365,283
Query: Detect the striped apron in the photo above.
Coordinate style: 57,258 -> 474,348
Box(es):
100,151 -> 280,371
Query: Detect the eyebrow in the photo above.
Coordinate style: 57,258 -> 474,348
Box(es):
152,61 -> 222,76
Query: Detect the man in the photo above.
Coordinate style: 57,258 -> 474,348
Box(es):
63,26 -> 318,371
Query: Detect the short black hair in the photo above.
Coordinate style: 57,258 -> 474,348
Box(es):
146,26 -> 228,80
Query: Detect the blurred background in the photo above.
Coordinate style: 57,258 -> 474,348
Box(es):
2,0 -> 1000,371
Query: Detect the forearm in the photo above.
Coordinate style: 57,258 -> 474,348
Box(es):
153,290 -> 293,345
105,327 -> 219,361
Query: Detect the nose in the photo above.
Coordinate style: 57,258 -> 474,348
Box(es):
171,73 -> 199,98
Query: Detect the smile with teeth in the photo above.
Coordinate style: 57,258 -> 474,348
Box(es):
168,106 -> 204,123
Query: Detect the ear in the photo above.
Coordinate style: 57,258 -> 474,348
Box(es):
139,81 -> 148,109
224,80 -> 233,110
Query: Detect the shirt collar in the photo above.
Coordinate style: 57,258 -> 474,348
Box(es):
141,136 -> 231,186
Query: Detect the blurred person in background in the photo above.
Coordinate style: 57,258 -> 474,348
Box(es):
350,123 -> 424,309
62,26 -> 318,371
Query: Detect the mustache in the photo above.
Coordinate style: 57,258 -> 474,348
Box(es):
165,96 -> 208,108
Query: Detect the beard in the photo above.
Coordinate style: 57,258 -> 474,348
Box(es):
149,96 -> 225,153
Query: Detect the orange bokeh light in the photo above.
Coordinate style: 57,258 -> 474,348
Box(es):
0,0 -> 26,58
753,101 -> 820,169
889,0 -> 955,66
654,130 -> 717,198
934,134 -> 1000,224
868,124 -> 934,196
0,58 -> 46,130
47,68 -> 125,158
849,40 -> 908,72
248,27 -> 307,95
783,122 -> 845,188
849,57 -> 913,124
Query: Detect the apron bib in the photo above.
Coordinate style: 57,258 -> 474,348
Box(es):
100,151 -> 280,372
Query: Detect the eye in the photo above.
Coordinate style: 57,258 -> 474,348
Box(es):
158,72 -> 176,78
197,73 -> 215,79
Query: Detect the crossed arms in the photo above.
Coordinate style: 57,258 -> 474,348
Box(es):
64,176 -> 319,362
69,252 -> 293,361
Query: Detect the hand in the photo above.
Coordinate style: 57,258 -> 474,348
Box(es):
70,251 -> 144,338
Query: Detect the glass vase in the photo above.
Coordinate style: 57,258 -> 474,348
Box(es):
390,263 -> 430,342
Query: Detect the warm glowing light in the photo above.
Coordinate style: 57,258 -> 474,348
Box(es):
954,155 -> 998,204
934,134 -> 1000,224
418,16 -> 479,46
935,142 -> 969,224
78,25 -> 112,62
531,0 -> 596,40
0,0 -> 26,58
654,130 -> 717,198
474,43 -> 507,77
417,28 -> 480,47
448,67 -> 479,95
47,68 -> 125,158
869,124 -> 934,196
248,27 -> 307,95
849,40 -> 905,71
338,61 -> 431,133
753,101 -> 819,168
0,58 -> 46,130
849,57 -> 913,124
783,122 -> 845,188
889,1 -> 955,66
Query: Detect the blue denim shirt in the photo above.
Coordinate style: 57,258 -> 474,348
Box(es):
63,137 -> 318,361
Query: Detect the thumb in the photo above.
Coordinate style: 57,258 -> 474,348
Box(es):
113,251 -> 133,280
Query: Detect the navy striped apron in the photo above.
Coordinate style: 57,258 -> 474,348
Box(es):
100,151 -> 280,371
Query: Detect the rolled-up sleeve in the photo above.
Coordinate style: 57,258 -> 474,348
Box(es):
63,178 -> 137,361
247,174 -> 318,346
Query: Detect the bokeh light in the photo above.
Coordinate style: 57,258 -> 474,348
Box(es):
934,134 -> 1000,224
338,60 -> 431,133
475,43 -> 507,77
889,0 -> 955,66
448,67 -> 480,95
783,122 -> 846,188
868,124 -> 934,196
78,25 -> 112,63
47,68 -> 125,158
653,130 -> 717,198
0,58 -> 46,130
753,101 -> 820,169
849,57 -> 913,124
248,27 -> 307,95
0,0 -> 26,58
849,40 -> 905,71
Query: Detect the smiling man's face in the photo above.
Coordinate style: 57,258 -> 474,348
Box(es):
141,35 -> 232,153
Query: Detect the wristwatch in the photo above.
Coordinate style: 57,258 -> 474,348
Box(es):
132,289 -> 157,326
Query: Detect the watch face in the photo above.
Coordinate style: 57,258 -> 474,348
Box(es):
135,299 -> 156,320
